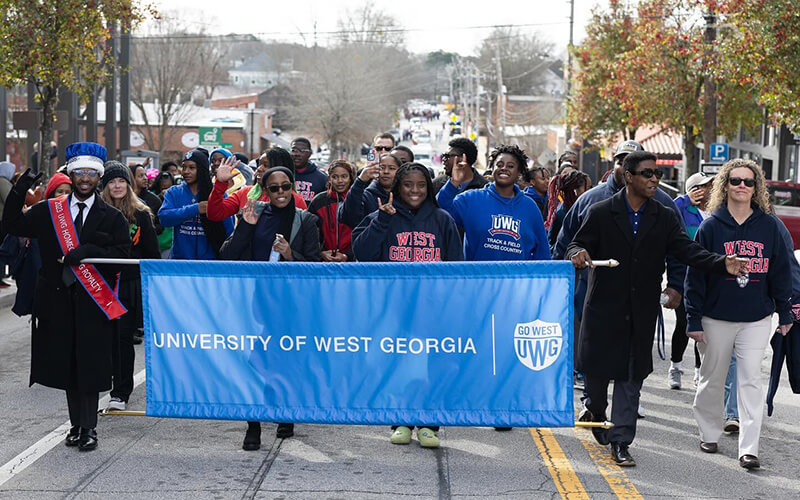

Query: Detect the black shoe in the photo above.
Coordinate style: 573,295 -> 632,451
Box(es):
242,422 -> 261,451
592,426 -> 610,446
132,332 -> 144,345
493,427 -> 512,431
590,412 -> 609,446
65,426 -> 81,447
78,428 -> 98,452
739,454 -> 760,469
700,441 -> 718,454
611,442 -> 636,466
577,405 -> 593,423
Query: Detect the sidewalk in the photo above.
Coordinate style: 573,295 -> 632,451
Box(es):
0,279 -> 17,310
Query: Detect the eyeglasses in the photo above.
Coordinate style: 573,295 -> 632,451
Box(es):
267,183 -> 293,193
441,153 -> 462,161
72,169 -> 99,178
290,148 -> 311,154
374,145 -> 393,152
729,177 -> 755,187
629,168 -> 664,179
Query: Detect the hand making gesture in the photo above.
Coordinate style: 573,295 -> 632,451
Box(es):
377,192 -> 396,215
215,155 -> 239,183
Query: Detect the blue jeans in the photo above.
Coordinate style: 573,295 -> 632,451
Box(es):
724,353 -> 738,419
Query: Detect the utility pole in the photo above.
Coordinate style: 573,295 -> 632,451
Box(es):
702,11 -> 717,166
119,24 -> 131,151
495,43 -> 506,143
566,0 -> 575,144
104,23 -> 118,160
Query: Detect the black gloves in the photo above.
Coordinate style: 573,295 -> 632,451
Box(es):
63,245 -> 92,266
12,168 -> 43,196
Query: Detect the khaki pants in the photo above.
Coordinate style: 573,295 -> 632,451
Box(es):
693,315 -> 772,457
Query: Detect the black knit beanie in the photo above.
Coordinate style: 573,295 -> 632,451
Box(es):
101,160 -> 132,189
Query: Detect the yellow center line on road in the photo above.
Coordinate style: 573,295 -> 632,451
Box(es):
573,427 -> 644,500
529,428 -> 591,500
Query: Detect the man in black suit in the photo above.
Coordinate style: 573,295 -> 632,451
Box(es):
3,142 -> 130,452
566,151 -> 746,466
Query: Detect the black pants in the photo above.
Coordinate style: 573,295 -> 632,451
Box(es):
66,390 -> 99,429
111,278 -> 140,401
670,302 -> 701,367
584,357 -> 643,446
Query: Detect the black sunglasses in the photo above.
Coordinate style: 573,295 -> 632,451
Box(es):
374,145 -> 393,152
629,168 -> 664,179
729,177 -> 755,187
267,183 -> 293,193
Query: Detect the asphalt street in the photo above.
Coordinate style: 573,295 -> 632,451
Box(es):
1,303 -> 799,500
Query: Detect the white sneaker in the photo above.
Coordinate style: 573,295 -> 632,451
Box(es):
668,367 -> 682,390
724,418 -> 739,433
107,397 -> 126,411
637,403 -> 645,419
693,368 -> 701,387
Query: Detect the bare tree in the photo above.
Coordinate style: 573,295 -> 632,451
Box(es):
289,2 -> 418,156
477,27 -> 554,96
130,16 -> 207,157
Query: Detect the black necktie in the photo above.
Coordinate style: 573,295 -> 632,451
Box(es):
74,202 -> 86,237
62,202 -> 86,287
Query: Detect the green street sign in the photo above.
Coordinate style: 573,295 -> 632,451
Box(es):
199,126 -> 222,149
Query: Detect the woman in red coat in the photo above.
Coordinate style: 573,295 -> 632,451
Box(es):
307,160 -> 356,262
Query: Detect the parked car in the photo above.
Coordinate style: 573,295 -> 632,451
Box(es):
767,180 -> 800,249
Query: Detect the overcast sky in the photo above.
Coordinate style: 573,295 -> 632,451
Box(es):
150,0 -> 607,57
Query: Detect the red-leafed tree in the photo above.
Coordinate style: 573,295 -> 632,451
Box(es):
567,0 -> 640,147
718,0 -> 800,132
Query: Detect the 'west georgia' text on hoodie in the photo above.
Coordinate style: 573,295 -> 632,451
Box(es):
294,161 -> 328,203
685,204 -> 792,331
158,183 -> 234,260
437,181 -> 551,261
351,199 -> 464,262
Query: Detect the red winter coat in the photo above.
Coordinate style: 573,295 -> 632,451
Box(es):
308,188 -> 353,260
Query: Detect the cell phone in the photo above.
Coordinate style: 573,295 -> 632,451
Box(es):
332,249 -> 338,256
367,148 -> 377,162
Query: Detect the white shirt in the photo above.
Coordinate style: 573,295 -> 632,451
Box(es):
69,193 -> 95,226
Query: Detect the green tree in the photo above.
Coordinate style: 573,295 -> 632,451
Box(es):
719,0 -> 800,132
0,0 -> 152,175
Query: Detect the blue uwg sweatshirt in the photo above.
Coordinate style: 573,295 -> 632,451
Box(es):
351,199 -> 464,262
685,205 -> 793,331
158,183 -> 234,260
339,177 -> 390,229
437,181 -> 550,261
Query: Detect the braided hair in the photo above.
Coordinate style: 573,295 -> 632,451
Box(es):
545,170 -> 590,230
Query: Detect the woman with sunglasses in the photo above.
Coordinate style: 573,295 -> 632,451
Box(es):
207,147 -> 306,223
685,159 -> 793,469
219,166 -> 321,450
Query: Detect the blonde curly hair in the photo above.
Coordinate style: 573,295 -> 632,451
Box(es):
706,158 -> 772,214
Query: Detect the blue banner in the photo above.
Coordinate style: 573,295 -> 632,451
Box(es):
141,260 -> 574,427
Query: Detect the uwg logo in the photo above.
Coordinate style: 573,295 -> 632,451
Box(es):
513,320 -> 562,371
489,214 -> 521,239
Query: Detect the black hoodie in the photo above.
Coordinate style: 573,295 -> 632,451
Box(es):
685,204 -> 792,331
338,177 -> 390,229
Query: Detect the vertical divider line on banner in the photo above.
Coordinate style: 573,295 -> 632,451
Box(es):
491,313 -> 497,376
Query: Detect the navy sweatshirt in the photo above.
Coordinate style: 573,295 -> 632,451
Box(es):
437,181 -> 550,261
351,199 -> 464,262
685,205 -> 793,331
294,162 -> 328,203
338,177 -> 390,229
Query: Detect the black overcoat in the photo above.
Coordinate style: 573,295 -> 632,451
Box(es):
2,189 -> 130,392
566,189 -> 726,380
